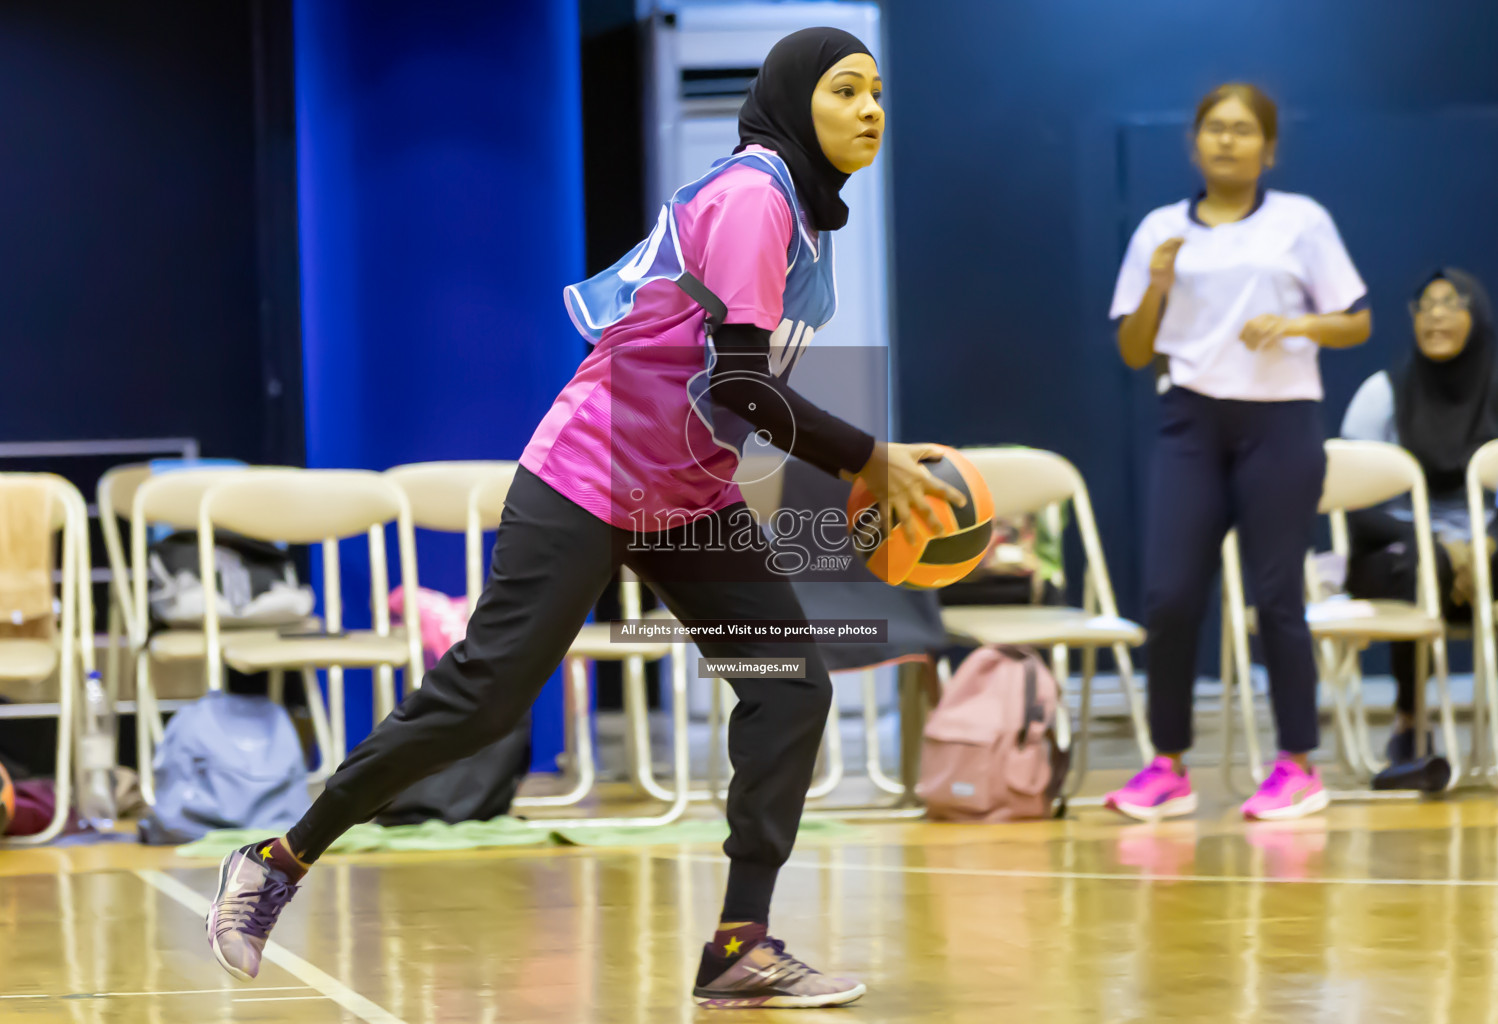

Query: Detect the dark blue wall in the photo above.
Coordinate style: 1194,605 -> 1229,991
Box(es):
295,0 -> 584,758
0,1 -> 273,459
886,0 -> 1498,638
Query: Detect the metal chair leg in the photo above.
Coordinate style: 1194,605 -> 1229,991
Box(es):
6,644 -> 79,849
130,646 -> 168,751
1063,649 -> 1093,799
1052,644 -> 1070,699
1467,623 -> 1496,783
622,648 -> 721,803
803,661 -> 927,820
15,685 -> 76,846
1470,622 -> 1491,777
1321,643 -> 1425,805
328,666 -> 347,763
1483,619 -> 1498,784
707,676 -> 731,809
1325,642 -> 1364,777
1114,643 -> 1153,765
1346,655 -> 1382,777
1324,634 -> 1360,772
1222,558 -> 1264,788
521,647 -> 690,830
863,668 -> 904,796
1431,636 -> 1461,788
1220,601 -> 1247,797
374,665 -> 396,722
806,697 -> 844,800
301,668 -> 336,785
514,657 -> 595,808
1236,629 -> 1265,786
1414,639 -> 1430,762
1053,683 -> 1073,755
622,654 -> 670,802
105,599 -> 123,698
1049,643 -> 1094,802
134,650 -> 158,806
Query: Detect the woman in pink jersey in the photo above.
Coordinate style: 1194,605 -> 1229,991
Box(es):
208,28 -> 960,1010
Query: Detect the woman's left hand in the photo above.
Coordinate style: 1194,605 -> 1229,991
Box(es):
1240,314 -> 1308,351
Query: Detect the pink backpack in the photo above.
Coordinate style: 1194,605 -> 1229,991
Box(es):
390,585 -> 469,669
916,646 -> 1070,822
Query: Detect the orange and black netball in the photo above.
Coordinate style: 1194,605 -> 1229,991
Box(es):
848,445 -> 994,589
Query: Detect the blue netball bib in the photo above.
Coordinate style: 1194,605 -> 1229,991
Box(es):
562,150 -> 839,457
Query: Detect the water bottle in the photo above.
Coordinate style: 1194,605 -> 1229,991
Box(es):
76,670 -> 117,829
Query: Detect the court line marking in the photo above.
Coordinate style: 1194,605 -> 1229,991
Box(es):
234,995 -> 334,1003
135,869 -> 409,1024
0,987 -> 311,1001
679,854 -> 1498,888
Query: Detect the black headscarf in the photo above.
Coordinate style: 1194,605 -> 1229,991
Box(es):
736,27 -> 872,233
1392,267 -> 1498,496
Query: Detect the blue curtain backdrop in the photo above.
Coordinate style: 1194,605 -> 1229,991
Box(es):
294,0 -> 585,763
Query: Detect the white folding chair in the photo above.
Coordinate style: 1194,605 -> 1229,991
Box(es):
97,464 -> 152,703
114,467 -> 334,803
0,474 -> 92,846
1222,440 -> 1458,792
939,447 -> 1152,798
387,459 -> 603,806
199,471 -> 424,770
1465,439 -> 1498,783
382,461 -> 520,615
463,472 -> 689,827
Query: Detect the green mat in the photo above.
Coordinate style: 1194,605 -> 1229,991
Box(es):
177,817 -> 863,860
177,818 -> 546,860
551,818 -> 861,848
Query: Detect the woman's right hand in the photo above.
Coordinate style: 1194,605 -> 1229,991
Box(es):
1149,237 -> 1186,292
850,442 -> 968,544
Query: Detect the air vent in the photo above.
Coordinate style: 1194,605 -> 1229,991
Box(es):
681,67 -> 760,100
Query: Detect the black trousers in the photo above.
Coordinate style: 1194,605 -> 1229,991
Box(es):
287,467 -> 832,924
1143,387 -> 1326,755
1344,508 -> 1494,716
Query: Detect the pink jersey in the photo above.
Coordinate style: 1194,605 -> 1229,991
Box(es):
522,151 -> 794,530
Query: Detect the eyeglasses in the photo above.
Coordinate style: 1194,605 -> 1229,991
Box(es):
1410,295 -> 1471,317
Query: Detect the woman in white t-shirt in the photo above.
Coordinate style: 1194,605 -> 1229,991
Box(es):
1105,83 -> 1371,822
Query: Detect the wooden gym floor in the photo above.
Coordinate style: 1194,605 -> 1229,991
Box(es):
4,770 -> 1498,1023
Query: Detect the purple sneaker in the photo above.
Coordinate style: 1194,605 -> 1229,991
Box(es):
206,843 -> 300,981
1104,756 -> 1197,822
694,936 -> 865,1009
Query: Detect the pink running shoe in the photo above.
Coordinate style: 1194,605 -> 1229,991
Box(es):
1241,756 -> 1329,821
1104,756 -> 1197,822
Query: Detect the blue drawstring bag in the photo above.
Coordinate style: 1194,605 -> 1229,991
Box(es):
140,691 -> 310,845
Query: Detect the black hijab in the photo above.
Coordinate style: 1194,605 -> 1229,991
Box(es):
1392,267 -> 1498,496
736,27 -> 872,233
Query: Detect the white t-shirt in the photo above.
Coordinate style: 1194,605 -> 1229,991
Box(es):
1110,190 -> 1367,402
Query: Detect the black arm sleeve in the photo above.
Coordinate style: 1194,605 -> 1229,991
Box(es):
708,323 -> 876,478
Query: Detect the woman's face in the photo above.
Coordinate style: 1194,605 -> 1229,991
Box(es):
1413,277 -> 1473,361
1194,95 -> 1273,188
811,53 -> 883,174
